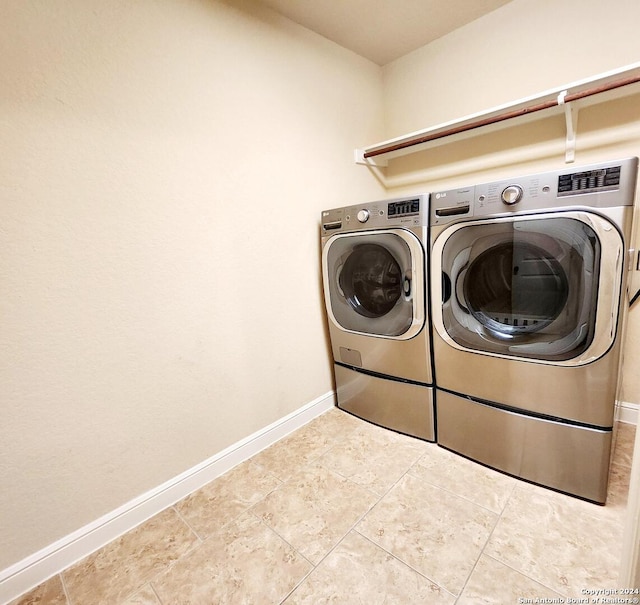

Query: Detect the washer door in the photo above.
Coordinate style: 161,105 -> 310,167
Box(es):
432,212 -> 624,364
322,229 -> 425,339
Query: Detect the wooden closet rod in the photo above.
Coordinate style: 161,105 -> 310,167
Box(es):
363,74 -> 640,159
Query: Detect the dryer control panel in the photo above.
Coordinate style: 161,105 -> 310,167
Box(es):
321,193 -> 429,236
430,157 -> 638,226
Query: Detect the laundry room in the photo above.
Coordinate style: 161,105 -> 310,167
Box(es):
2,0 -> 640,603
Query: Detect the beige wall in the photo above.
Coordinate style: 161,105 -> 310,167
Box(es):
382,0 -> 640,138
0,0 -> 384,570
380,0 -> 640,404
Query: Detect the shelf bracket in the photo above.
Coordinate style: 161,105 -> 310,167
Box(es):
354,148 -> 388,167
558,90 -> 578,163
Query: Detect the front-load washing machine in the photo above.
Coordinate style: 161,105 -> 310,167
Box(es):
430,157 -> 638,503
321,194 -> 435,441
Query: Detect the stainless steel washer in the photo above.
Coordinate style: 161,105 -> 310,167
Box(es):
321,194 -> 435,440
430,157 -> 638,502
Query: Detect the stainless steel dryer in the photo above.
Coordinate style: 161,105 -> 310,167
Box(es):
430,157 -> 638,503
321,194 -> 435,441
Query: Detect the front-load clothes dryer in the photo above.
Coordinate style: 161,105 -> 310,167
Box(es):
430,157 -> 638,503
321,194 -> 435,441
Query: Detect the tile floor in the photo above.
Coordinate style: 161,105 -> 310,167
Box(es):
10,408 -> 637,605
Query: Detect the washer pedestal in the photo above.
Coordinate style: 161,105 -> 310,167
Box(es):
335,364 -> 434,441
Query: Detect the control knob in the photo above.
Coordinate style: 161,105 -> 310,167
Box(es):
357,209 -> 370,223
501,185 -> 523,205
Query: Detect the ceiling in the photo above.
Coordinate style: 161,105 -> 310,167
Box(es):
257,0 -> 514,65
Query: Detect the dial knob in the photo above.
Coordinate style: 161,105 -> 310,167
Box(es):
357,209 -> 370,223
501,185 -> 524,205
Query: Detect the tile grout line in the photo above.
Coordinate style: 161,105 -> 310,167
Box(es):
130,450 -> 296,603
405,469 -> 511,517
246,457 -> 285,486
59,572 -> 72,605
456,478 -> 518,599
339,448 -> 460,598
141,494 -> 302,605
248,422 -> 362,487
389,450 -> 504,601
120,475 -> 307,605
353,527 -> 457,601
243,437 -> 359,601
117,506 -> 205,605
247,504 -> 316,568
481,552 -> 570,600
274,474 -> 388,604
246,495 -> 328,605
253,420 -> 392,604
149,581 -> 164,605
170,504 -> 206,544
452,507 -> 505,604
462,478 -> 625,601
49,492 -> 249,605
404,447 -> 516,602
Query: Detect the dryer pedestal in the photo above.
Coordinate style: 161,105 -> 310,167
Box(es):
436,390 -> 612,503
335,364 -> 435,441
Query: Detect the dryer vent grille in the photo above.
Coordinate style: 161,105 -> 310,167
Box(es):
558,165 -> 621,196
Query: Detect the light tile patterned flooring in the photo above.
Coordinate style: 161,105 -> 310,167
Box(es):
11,408 -> 637,605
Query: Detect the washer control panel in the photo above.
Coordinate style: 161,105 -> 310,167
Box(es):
321,194 -> 429,235
430,157 -> 638,226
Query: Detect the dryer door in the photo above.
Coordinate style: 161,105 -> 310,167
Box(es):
322,229 -> 425,339
432,211 -> 624,365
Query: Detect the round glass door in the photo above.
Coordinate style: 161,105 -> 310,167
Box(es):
438,216 -> 602,361
339,243 -> 404,318
322,230 -> 424,339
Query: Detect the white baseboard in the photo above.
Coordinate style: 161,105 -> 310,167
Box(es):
616,400 -> 640,425
0,392 -> 336,605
